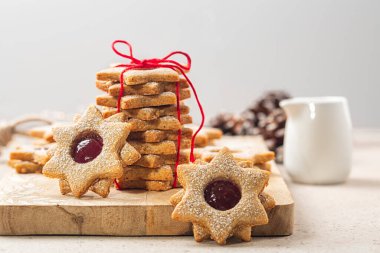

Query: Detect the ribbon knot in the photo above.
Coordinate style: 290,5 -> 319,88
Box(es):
140,59 -> 151,66
111,40 -> 204,188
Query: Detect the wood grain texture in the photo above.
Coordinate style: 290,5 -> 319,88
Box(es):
0,136 -> 294,236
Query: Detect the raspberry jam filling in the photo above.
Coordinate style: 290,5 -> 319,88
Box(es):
204,180 -> 241,211
71,132 -> 103,164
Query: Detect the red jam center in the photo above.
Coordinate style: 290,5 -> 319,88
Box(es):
71,133 -> 103,164
204,180 -> 241,211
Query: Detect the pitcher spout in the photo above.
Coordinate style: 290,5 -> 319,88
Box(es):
280,99 -> 305,118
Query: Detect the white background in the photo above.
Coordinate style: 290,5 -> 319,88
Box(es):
0,0 -> 379,126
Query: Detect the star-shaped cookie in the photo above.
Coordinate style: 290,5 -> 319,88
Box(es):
43,105 -> 141,198
170,147 -> 270,245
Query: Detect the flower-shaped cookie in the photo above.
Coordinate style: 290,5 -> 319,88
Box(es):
170,147 -> 270,245
43,105 -> 140,198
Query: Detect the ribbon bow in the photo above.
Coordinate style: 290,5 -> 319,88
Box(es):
112,40 -> 205,188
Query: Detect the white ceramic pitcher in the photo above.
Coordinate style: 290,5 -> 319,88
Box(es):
280,97 -> 352,184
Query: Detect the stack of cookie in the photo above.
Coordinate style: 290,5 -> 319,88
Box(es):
8,144 -> 52,174
95,67 -> 193,191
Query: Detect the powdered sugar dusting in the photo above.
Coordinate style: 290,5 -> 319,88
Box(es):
171,147 -> 270,245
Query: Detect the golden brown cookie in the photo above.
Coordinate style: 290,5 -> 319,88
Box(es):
109,82 -> 189,96
212,138 -> 275,162
121,165 -> 173,181
237,160 -> 255,168
101,89 -> 190,110
42,106 -> 140,198
129,140 -> 191,155
133,154 -> 165,168
128,129 -> 167,143
97,81 -> 189,97
256,162 -> 272,171
129,140 -> 177,155
201,127 -> 223,140
9,144 -> 52,165
8,160 -> 42,174
96,67 -> 180,85
259,192 -> 276,212
96,74 -> 189,93
170,148 -> 270,245
97,80 -> 164,95
128,127 -> 193,143
59,178 -> 114,197
97,93 -> 174,109
186,126 -> 224,148
117,179 -> 172,191
160,151 -> 191,165
96,90 -> 191,110
27,125 -> 55,143
194,145 -> 275,165
89,178 -> 114,197
127,115 -> 192,132
101,104 -> 190,121
133,151 -> 190,168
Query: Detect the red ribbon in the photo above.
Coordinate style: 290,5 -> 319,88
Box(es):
111,40 -> 205,188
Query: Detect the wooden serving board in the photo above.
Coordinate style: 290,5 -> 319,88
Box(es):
0,136 -> 294,236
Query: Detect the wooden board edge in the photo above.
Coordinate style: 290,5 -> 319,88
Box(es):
0,201 -> 294,236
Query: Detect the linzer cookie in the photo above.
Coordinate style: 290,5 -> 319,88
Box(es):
101,104 -> 190,121
171,189 -> 275,213
96,67 -> 180,85
170,148 -> 270,245
42,106 -> 140,198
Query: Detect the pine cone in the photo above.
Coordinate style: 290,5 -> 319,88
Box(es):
259,108 -> 287,162
209,113 -> 246,136
209,90 -> 291,163
248,91 -> 291,116
240,110 -> 261,135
